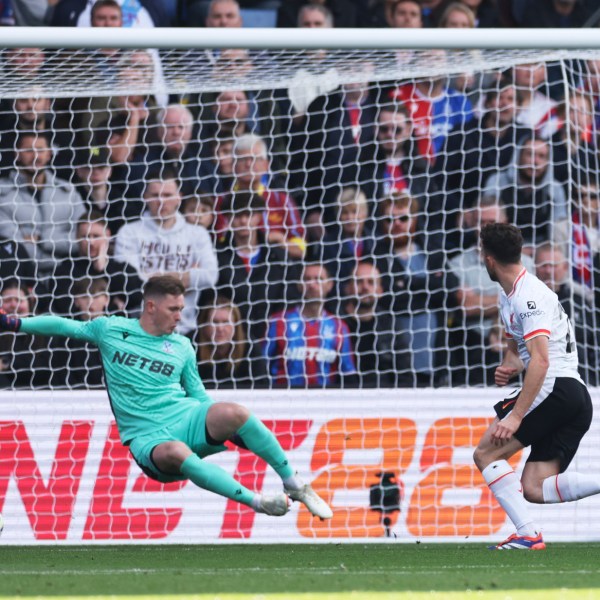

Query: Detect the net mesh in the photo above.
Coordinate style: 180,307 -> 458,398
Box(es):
0,46 -> 599,390
2,47 -> 600,98
1,43 -> 600,544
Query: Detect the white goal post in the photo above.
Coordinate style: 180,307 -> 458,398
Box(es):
1,28 -> 600,544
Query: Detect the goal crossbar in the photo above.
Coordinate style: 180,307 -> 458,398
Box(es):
3,27 -> 600,50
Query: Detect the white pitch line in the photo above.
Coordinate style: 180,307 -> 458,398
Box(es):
0,567 -> 598,576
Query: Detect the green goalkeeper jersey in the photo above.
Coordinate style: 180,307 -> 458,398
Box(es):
20,315 -> 212,444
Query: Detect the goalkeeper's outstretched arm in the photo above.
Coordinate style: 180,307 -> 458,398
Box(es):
0,312 -> 95,342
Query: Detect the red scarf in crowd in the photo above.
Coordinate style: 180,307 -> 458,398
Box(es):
571,211 -> 593,287
383,160 -> 408,194
345,102 -> 362,144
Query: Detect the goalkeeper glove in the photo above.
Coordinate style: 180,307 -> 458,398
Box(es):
0,310 -> 21,332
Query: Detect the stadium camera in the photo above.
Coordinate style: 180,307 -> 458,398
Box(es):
369,471 -> 402,538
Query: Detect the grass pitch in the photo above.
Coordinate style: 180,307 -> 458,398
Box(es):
0,543 -> 599,598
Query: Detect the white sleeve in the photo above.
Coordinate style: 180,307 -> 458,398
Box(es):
512,295 -> 552,342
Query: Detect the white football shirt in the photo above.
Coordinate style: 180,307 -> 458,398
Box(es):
499,267 -> 581,381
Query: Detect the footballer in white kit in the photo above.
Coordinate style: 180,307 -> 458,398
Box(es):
497,265 -> 582,417
473,223 -> 598,551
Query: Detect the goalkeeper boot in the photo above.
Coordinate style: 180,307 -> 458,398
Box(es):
488,532 -> 546,550
284,483 -> 333,520
254,492 -> 291,517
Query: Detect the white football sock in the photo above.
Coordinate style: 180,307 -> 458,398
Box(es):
282,473 -> 304,491
482,460 -> 539,537
250,494 -> 263,512
542,472 -> 600,503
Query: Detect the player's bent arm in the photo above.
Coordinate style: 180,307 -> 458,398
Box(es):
500,338 -> 524,374
511,334 -> 550,420
494,339 -> 523,386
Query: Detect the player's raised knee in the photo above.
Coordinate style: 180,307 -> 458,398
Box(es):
210,401 -> 250,429
152,441 -> 192,473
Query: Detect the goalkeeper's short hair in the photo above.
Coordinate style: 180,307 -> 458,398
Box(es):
143,275 -> 186,300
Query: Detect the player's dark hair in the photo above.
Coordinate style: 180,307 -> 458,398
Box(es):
143,275 -> 185,299
480,222 -> 523,265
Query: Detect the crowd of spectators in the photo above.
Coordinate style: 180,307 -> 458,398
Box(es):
1,0 -> 600,389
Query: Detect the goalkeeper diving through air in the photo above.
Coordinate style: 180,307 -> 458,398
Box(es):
0,275 -> 333,520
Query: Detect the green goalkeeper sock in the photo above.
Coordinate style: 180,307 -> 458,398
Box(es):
237,414 -> 295,480
180,454 -> 255,507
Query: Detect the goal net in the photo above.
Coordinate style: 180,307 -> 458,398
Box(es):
2,44 -> 599,388
1,36 -> 600,543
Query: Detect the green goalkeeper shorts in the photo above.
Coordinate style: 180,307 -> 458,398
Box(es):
128,401 -> 228,483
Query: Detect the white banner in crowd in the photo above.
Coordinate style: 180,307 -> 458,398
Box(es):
1,388 -> 599,544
